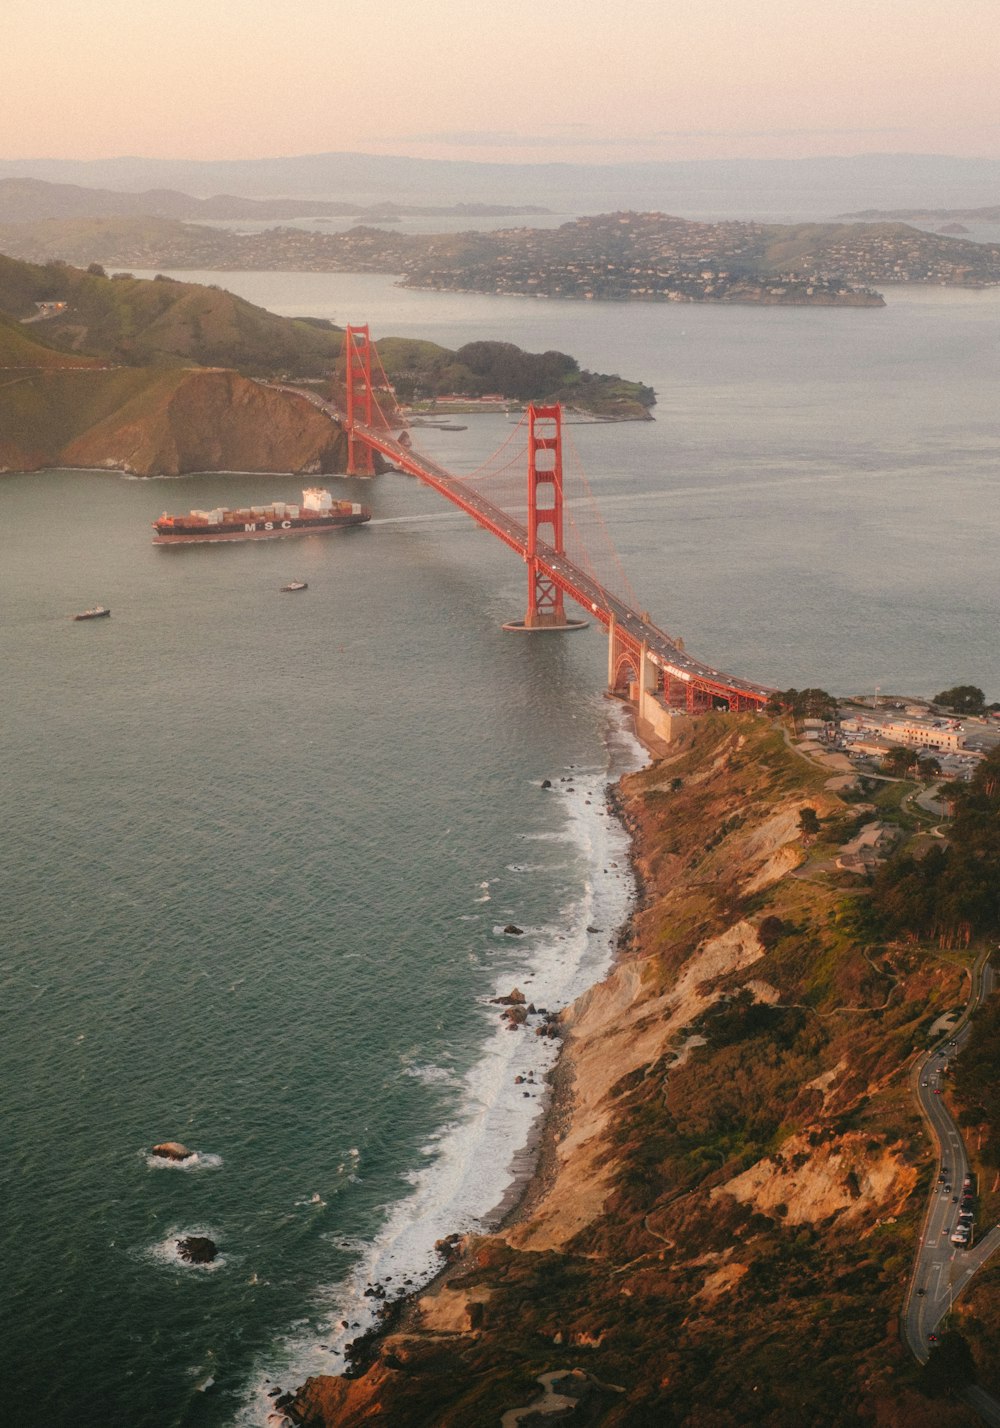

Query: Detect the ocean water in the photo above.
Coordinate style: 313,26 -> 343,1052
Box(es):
4,277 -> 999,1427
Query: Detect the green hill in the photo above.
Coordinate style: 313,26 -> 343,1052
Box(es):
0,253 -> 344,376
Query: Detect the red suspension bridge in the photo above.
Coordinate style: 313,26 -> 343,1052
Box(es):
290,325 -> 772,719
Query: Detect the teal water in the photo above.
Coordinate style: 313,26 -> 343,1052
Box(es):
4,279 -> 999,1427
1,466 -> 637,1427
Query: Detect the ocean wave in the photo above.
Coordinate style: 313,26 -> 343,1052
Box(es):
401,1063 -> 459,1086
505,861 -> 569,874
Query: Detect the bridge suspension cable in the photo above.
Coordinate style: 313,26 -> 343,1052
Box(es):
334,325 -> 772,715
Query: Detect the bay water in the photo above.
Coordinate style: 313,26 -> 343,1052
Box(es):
3,275 -> 998,1427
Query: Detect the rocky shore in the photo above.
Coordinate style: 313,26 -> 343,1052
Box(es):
286,712 -> 979,1426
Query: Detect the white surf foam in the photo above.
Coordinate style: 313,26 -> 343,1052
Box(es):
232,703 -> 645,1425
401,1062 -> 460,1087
147,1227 -> 226,1273
145,1148 -> 223,1172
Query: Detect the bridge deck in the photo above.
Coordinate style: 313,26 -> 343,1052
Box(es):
271,385 -> 770,708
354,421 -> 771,708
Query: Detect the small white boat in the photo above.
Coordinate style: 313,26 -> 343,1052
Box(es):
280,581 -> 308,592
74,606 -> 111,620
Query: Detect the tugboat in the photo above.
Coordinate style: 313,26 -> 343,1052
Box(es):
280,580 -> 308,592
73,606 -> 111,620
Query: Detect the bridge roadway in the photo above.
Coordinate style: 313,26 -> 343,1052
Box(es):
276,385 -> 772,709
359,421 -> 772,707
903,952 -> 1000,1424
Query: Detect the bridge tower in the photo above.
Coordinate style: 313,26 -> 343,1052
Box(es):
344,325 -> 376,477
506,405 -> 586,633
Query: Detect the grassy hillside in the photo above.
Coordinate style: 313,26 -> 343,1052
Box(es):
0,310 -> 100,370
0,253 -> 344,376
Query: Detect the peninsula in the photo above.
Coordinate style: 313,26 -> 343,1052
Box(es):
5,211 -> 1000,305
287,709 -> 1000,1426
0,256 -> 653,476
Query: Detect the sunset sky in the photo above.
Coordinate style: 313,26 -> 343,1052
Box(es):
5,0 -> 997,164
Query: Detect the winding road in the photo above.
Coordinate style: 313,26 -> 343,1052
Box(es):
903,950 -> 1000,1422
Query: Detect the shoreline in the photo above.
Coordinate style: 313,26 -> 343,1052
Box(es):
250,717 -> 646,1423
492,768 -> 653,1241
284,712 -> 657,1412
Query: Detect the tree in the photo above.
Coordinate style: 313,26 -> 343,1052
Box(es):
917,1330 -> 976,1398
916,755 -> 941,779
934,685 -> 985,715
798,807 -> 821,840
881,745 -> 918,777
871,745 -> 1000,946
766,688 -> 835,719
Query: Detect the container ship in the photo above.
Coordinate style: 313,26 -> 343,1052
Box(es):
152,488 -> 370,544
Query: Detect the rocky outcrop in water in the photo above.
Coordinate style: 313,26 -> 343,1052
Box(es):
177,1236 -> 217,1264
151,1141 -> 192,1162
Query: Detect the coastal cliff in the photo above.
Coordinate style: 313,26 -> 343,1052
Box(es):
289,715 -> 981,1427
0,356 -> 346,477
59,368 -> 346,477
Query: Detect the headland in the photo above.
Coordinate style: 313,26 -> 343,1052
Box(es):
286,707 -> 1000,1426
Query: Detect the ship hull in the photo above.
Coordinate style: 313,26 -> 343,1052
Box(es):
153,514 -> 368,545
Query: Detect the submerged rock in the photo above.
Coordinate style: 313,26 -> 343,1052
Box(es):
503,924 -> 524,936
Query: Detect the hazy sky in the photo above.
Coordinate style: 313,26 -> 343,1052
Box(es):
5,0 -> 998,164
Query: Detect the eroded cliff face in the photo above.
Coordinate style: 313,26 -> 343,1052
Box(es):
289,716 -> 974,1428
2,368 -> 347,477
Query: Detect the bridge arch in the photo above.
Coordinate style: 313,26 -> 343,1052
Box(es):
611,649 -> 641,695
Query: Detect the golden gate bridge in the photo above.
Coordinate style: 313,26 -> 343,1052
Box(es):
284,325 -> 772,719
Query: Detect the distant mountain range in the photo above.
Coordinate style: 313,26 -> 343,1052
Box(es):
1,152 -> 1000,219
840,204 -> 1000,222
0,177 -> 548,225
